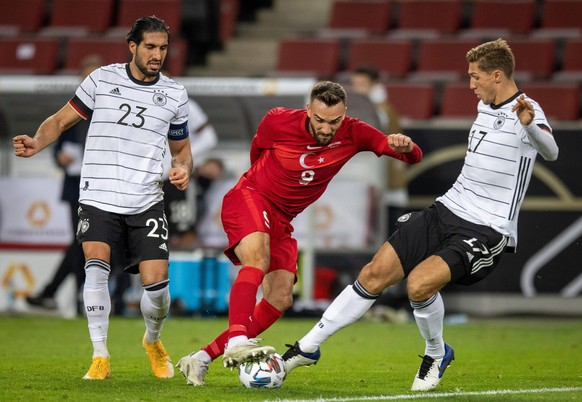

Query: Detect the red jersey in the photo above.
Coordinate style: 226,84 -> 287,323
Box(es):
236,107 -> 422,220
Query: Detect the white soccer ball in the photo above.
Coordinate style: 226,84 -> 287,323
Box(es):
238,353 -> 287,388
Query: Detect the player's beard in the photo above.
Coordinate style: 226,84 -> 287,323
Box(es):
135,54 -> 162,78
309,121 -> 334,145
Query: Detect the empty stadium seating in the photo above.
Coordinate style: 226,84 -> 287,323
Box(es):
521,83 -> 580,121
114,0 -> 182,32
41,0 -> 114,36
165,37 -> 188,76
553,38 -> 582,81
0,0 -> 45,33
63,38 -> 131,73
534,0 -> 582,39
510,39 -> 556,80
394,0 -> 462,36
0,38 -> 59,74
541,0 -> 582,30
386,83 -> 435,120
347,39 -> 413,78
219,0 -> 240,42
439,82 -> 479,118
0,0 -> 581,123
328,0 -> 392,35
467,0 -> 536,35
560,39 -> 582,72
411,39 -> 480,82
276,39 -> 341,78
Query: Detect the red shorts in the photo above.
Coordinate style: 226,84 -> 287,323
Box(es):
221,182 -> 298,274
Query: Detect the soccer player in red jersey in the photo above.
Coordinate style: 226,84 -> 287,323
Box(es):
176,81 -> 422,385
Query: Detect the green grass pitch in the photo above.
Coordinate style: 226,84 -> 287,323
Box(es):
1,315 -> 581,401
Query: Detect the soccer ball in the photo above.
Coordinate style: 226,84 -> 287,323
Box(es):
238,353 -> 287,388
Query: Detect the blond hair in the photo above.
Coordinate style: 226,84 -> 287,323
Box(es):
466,38 -> 515,79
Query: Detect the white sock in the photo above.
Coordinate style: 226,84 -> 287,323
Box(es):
83,259 -> 111,358
299,282 -> 378,353
141,280 -> 170,344
411,293 -> 445,358
192,350 -> 212,364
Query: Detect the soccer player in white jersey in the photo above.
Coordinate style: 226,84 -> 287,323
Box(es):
13,16 -> 192,381
282,38 -> 559,391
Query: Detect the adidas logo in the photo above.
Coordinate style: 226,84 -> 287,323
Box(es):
109,87 -> 121,95
158,243 -> 168,252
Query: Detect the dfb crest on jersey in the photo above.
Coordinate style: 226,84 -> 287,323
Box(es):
153,91 -> 167,106
494,112 -> 507,129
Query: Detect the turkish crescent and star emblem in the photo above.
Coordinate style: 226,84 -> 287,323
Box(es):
299,152 -> 326,168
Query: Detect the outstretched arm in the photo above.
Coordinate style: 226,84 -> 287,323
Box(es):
387,133 -> 423,164
512,94 -> 558,161
13,103 -> 83,158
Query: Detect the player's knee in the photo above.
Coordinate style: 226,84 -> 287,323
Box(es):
279,294 -> 294,311
358,255 -> 403,294
357,262 -> 387,294
406,277 -> 433,302
265,292 -> 293,312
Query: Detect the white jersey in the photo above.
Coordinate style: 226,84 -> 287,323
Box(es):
70,64 -> 190,214
437,91 -> 552,249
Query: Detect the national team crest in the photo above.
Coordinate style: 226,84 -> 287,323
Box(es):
493,113 -> 506,129
153,91 -> 167,106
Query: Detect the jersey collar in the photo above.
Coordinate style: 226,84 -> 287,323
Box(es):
125,63 -> 160,86
490,90 -> 523,110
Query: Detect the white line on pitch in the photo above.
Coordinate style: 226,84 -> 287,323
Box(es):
265,386 -> 582,402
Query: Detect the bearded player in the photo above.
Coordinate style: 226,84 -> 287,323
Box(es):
176,81 -> 422,386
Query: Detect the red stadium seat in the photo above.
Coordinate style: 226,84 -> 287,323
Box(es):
561,39 -> 582,72
440,82 -> 479,118
276,39 -> 341,78
541,0 -> 582,30
532,0 -> 582,40
0,0 -> 45,32
328,0 -> 392,35
0,38 -> 58,74
509,39 -> 556,80
65,37 -> 185,77
115,0 -> 182,32
43,0 -> 114,34
386,83 -> 435,120
165,37 -> 187,76
413,39 -> 480,80
396,0 -> 462,35
219,0 -> 240,42
553,39 -> 582,82
521,83 -> 580,121
468,0 -> 536,35
63,38 -> 131,73
347,39 -> 413,78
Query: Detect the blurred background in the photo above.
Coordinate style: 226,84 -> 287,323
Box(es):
0,0 -> 580,320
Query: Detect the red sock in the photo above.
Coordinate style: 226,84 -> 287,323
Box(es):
248,298 -> 282,338
227,266 -> 264,339
203,299 -> 282,360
